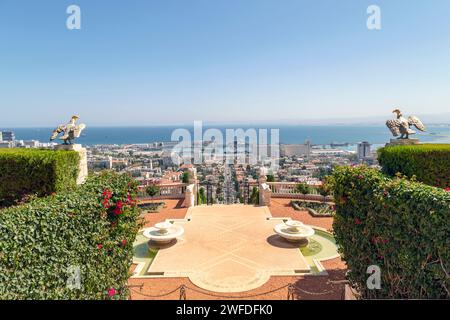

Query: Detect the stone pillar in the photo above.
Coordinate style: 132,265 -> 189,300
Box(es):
259,183 -> 272,206
185,184 -> 195,207
187,167 -> 198,206
385,138 -> 419,147
55,144 -> 88,185
258,174 -> 272,206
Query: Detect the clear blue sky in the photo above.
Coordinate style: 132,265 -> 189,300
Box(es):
1,0 -> 450,126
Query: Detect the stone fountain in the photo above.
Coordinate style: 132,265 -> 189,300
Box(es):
143,221 -> 184,245
274,220 -> 315,245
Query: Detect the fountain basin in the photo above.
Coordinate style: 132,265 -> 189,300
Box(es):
143,222 -> 184,245
274,220 -> 315,243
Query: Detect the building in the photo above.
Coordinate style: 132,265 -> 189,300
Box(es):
0,141 -> 13,148
280,140 -> 311,158
1,131 -> 15,142
24,140 -> 39,148
357,141 -> 371,161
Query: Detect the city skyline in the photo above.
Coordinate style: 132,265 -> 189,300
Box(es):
1,1 -> 450,126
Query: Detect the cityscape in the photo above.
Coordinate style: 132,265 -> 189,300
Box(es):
0,128 -> 377,205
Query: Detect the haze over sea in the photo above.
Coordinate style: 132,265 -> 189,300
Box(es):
3,125 -> 450,147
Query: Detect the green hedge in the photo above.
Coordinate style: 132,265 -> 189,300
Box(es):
0,149 -> 80,206
332,165 -> 450,299
0,172 -> 142,299
378,144 -> 450,188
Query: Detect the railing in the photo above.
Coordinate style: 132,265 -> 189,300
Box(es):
266,182 -> 333,201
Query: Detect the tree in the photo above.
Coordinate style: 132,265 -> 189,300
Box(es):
266,174 -> 275,182
317,184 -> 329,203
182,171 -> 191,184
250,186 -> 259,205
198,187 -> 207,205
146,185 -> 160,197
295,183 -> 310,195
312,166 -> 333,180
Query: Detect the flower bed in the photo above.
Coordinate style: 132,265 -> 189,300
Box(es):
0,172 -> 142,299
290,200 -> 335,217
138,202 -> 165,213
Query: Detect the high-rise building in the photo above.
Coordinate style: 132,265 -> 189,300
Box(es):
280,140 -> 311,158
1,131 -> 15,142
357,141 -> 371,160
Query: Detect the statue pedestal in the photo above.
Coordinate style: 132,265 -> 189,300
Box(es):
54,144 -> 88,185
386,138 -> 420,147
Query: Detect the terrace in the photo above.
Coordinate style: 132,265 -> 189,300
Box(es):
129,200 -> 346,300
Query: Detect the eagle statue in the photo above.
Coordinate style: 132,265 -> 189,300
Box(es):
386,109 -> 426,139
50,115 -> 86,145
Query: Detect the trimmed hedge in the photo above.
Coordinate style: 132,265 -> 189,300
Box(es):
332,165 -> 450,299
0,172 -> 142,299
0,149 -> 80,206
378,144 -> 450,188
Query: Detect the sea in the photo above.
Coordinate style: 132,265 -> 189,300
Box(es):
3,124 -> 450,149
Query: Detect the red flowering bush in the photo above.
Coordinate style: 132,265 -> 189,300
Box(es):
332,165 -> 449,299
0,171 -> 142,299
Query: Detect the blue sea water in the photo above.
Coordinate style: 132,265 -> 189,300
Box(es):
3,125 -> 450,146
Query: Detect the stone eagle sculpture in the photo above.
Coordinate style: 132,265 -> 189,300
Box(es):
50,115 -> 86,145
386,109 -> 426,139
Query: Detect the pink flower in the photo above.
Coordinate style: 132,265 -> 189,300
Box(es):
97,244 -> 103,250
354,218 -> 362,225
121,239 -> 127,247
444,188 -> 450,192
108,287 -> 117,297
103,190 -> 112,199
102,198 -> 110,209
113,207 -> 122,215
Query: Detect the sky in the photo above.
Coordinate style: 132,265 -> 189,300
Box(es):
1,0 -> 450,126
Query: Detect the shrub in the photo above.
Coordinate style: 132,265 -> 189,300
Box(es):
0,171 -> 142,299
295,183 -> 310,195
0,149 -> 79,206
182,171 -> 191,184
378,144 -> 450,188
198,187 -> 207,205
332,165 -> 450,299
250,186 -> 259,205
145,185 -> 160,197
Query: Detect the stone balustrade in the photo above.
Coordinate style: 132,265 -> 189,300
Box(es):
138,183 -> 188,200
266,182 -> 333,202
